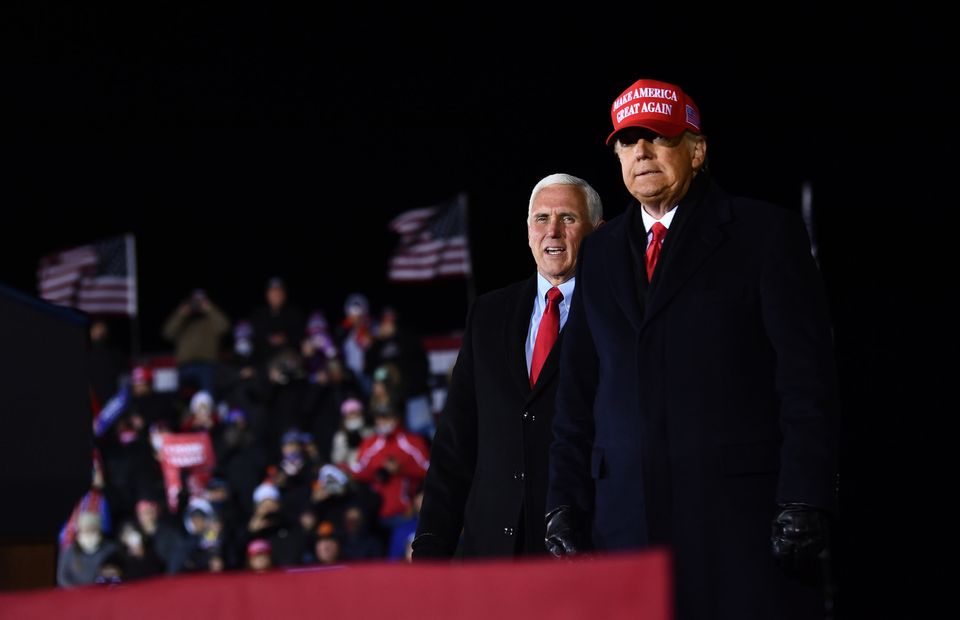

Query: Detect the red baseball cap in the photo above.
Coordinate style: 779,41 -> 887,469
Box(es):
131,366 -> 153,385
606,78 -> 702,145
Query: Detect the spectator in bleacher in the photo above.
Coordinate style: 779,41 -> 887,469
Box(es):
330,397 -> 373,470
162,289 -> 230,396
350,407 -> 429,530
274,429 -> 316,519
181,390 -> 218,431
246,539 -> 272,572
116,520 -> 164,581
57,511 -> 119,587
246,479 -> 304,567
250,277 -> 305,370
181,497 -> 222,572
313,521 -> 341,565
296,509 -> 319,565
202,477 -> 243,569
89,318 -> 126,407
337,293 -> 373,394
216,408 -> 270,522
365,306 -> 434,438
310,464 -> 356,529
58,452 -> 111,557
99,405 -> 164,526
134,498 -> 185,574
128,365 -> 179,428
388,489 -> 423,561
248,481 -> 283,536
367,365 -> 401,417
302,310 -> 338,379
231,319 -> 255,376
258,348 -> 310,463
338,505 -> 383,561
302,357 -> 361,464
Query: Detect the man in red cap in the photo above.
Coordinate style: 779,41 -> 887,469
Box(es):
545,79 -> 838,619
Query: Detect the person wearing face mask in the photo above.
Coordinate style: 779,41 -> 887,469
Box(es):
116,521 -> 164,581
349,408 -> 429,529
330,398 -> 374,470
57,511 -> 120,587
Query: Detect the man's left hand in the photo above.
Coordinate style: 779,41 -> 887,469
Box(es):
770,503 -> 829,571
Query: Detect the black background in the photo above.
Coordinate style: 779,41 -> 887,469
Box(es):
3,5 -> 952,614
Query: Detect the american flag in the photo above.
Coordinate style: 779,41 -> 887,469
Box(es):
37,234 -> 138,316
388,193 -> 472,282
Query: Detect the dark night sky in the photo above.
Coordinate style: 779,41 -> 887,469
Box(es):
2,8 -> 952,610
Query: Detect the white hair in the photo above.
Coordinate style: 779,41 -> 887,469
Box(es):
527,173 -> 603,226
77,511 -> 102,532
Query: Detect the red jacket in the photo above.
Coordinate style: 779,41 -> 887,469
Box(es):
351,430 -> 429,519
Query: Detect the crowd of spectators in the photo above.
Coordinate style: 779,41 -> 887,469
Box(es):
59,278 -> 436,587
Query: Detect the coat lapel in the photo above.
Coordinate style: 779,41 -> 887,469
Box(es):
604,215 -> 644,333
640,183 -> 732,334
506,276 -> 537,396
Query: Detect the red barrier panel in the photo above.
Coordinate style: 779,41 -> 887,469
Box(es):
0,550 -> 671,620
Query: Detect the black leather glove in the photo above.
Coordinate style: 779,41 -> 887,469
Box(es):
771,503 -> 829,571
544,505 -> 585,558
409,532 -> 451,561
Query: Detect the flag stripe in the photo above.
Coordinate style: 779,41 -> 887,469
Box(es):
387,195 -> 471,283
37,235 -> 138,317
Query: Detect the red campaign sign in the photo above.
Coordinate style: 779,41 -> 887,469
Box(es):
158,432 -> 216,512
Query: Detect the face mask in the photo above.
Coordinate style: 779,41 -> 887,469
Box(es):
343,417 -> 363,431
375,420 -> 397,436
119,429 -> 138,445
77,532 -> 102,553
122,530 -> 143,549
281,455 -> 304,475
235,339 -> 252,357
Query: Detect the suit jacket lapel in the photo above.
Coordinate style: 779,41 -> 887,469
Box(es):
605,214 -> 644,333
506,276 -> 537,396
641,181 -> 732,334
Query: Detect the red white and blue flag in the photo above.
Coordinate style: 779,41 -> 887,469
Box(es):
387,194 -> 472,282
37,234 -> 138,316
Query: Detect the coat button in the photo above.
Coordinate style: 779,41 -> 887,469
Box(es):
503,527 -> 515,536
514,472 -> 524,481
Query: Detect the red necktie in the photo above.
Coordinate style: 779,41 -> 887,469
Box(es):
530,287 -> 563,387
645,222 -> 668,282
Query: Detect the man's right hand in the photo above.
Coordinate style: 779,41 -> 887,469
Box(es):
544,505 -> 584,558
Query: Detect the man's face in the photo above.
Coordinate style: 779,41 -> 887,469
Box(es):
615,129 -> 706,210
527,185 -> 596,286
266,286 -> 286,310
137,502 -> 158,525
249,553 -> 271,571
316,538 -> 339,563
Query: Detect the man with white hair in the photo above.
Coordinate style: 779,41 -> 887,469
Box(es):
57,511 -> 119,587
413,173 -> 603,558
